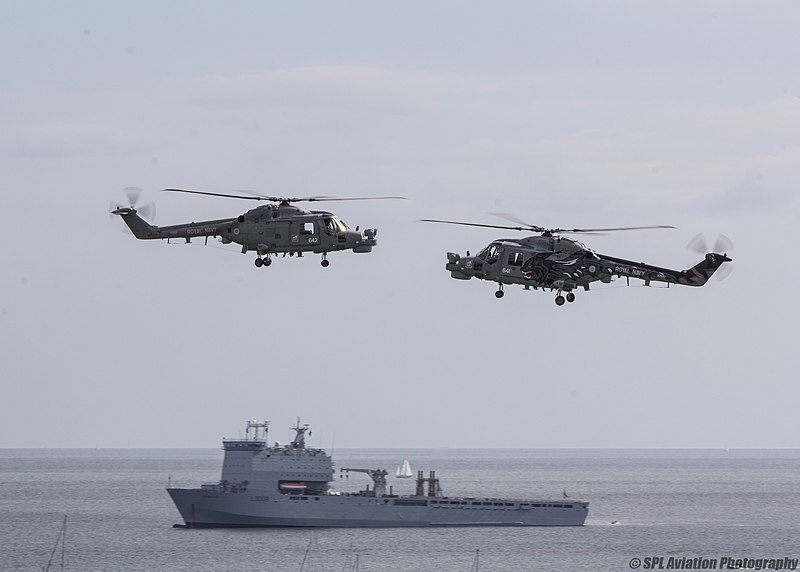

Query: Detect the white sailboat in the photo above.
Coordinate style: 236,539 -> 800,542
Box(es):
395,459 -> 413,479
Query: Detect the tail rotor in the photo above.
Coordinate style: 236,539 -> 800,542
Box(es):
687,233 -> 734,280
109,187 -> 156,232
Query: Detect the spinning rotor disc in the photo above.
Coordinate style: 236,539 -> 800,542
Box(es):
162,188 -> 406,205
421,213 -> 676,236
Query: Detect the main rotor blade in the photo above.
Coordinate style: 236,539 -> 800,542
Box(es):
554,225 -> 677,234
491,213 -> 675,234
489,212 -> 544,232
420,219 -> 534,232
164,188 -> 407,203
232,190 -> 335,202
422,219 -> 676,234
305,196 -> 408,202
163,188 -> 267,201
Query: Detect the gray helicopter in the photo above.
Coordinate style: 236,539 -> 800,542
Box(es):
111,188 -> 404,267
422,215 -> 733,306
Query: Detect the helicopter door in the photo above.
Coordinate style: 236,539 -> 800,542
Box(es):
503,250 -> 524,278
291,221 -> 319,248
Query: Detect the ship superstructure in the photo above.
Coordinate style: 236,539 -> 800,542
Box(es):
168,419 -> 589,527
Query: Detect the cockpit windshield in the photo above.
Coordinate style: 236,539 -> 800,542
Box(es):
477,244 -> 501,264
323,217 -> 348,233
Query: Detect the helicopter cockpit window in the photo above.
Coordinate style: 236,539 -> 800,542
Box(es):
323,217 -> 347,233
333,217 -> 348,231
300,222 -> 315,235
482,244 -> 500,264
507,252 -> 523,267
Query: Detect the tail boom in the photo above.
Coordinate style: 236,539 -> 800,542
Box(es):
113,208 -> 235,242
597,252 -> 732,287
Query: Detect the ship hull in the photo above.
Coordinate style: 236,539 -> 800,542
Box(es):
168,489 -> 588,528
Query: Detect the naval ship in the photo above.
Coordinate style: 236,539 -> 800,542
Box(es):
167,419 -> 589,527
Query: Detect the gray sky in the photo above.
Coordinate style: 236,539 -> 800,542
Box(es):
1,1 -> 798,449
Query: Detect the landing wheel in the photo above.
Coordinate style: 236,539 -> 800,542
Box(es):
321,259 -> 330,268
254,258 -> 264,268
495,289 -> 504,299
566,292 -> 575,303
555,295 -> 565,306
264,257 -> 272,266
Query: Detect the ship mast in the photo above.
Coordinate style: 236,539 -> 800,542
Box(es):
290,417 -> 310,449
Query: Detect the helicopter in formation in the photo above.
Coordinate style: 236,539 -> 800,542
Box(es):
422,215 -> 732,306
111,187 -> 404,267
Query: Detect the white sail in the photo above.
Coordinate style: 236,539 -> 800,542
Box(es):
395,459 -> 413,478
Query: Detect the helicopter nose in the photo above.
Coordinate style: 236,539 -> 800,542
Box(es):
446,252 -> 461,271
446,252 -> 473,280
359,229 -> 377,246
352,229 -> 376,253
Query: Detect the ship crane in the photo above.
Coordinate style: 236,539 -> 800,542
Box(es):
339,468 -> 388,497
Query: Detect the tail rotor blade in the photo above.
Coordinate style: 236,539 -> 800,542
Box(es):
714,234 -> 734,254
111,188 -> 156,233
687,232 -> 735,281
124,186 -> 143,208
688,232 -> 734,255
715,264 -> 734,281
687,233 -> 709,254
137,203 -> 157,222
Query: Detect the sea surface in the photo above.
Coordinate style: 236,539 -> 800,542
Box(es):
1,448 -> 798,571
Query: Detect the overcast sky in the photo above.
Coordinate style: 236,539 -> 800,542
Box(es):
1,1 -> 798,449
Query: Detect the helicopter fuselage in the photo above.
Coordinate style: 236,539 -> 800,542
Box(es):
113,203 -> 377,265
445,234 -> 731,305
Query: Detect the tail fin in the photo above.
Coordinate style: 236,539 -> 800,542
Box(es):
112,207 -> 160,239
677,253 -> 732,286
